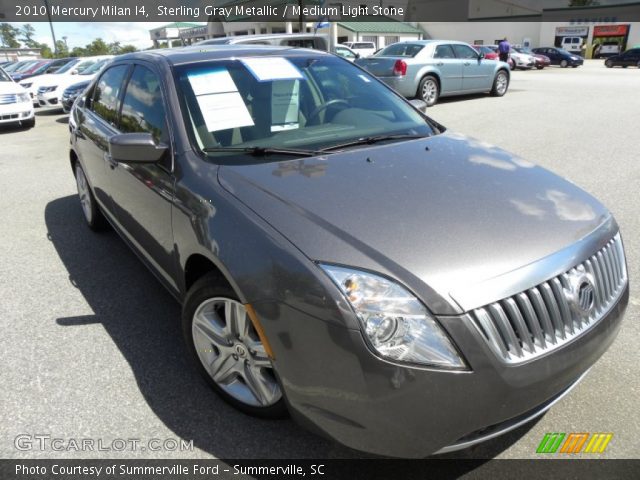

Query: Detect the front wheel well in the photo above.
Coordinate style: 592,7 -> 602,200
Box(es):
70,150 -> 78,175
184,254 -> 232,294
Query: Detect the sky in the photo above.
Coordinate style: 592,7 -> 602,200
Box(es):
10,22 -> 184,50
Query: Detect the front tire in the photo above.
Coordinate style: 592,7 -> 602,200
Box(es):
182,273 -> 287,419
490,70 -> 509,97
74,163 -> 107,231
418,75 -> 439,107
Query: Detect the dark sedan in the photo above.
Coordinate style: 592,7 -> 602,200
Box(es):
532,47 -> 584,68
605,48 -> 640,68
68,47 -> 627,458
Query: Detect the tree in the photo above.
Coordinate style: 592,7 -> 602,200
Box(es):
19,24 -> 38,48
568,0 -> 599,6
84,38 -> 110,56
55,40 -> 69,58
35,42 -> 54,58
70,46 -> 86,57
0,23 -> 21,48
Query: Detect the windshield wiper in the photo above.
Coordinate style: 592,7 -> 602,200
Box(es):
319,134 -> 428,152
202,146 -> 324,158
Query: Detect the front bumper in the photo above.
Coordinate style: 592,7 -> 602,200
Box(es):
37,91 -> 62,109
255,281 -> 628,458
0,101 -> 34,124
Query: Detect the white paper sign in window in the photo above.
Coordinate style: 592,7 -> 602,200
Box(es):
187,69 -> 254,132
271,80 -> 300,132
241,57 -> 303,82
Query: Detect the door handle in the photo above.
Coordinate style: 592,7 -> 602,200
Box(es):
104,152 -> 118,169
436,62 -> 444,66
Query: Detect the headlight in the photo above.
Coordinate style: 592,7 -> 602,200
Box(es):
17,93 -> 30,103
21,83 -> 32,89
320,264 -> 466,369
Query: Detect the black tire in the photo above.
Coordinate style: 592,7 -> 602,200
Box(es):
637,61 -> 640,68
536,65 -> 544,70
490,70 -> 509,97
21,117 -> 35,129
182,273 -> 288,419
571,65 -> 578,68
622,65 -> 628,68
560,59 -> 568,68
74,162 -> 108,231
418,75 -> 439,107
605,59 -> 613,68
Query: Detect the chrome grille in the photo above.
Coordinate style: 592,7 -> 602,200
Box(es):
0,94 -> 18,105
471,233 -> 627,364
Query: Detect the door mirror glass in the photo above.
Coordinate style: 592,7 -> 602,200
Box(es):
109,133 -> 168,163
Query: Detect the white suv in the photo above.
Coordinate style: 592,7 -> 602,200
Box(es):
341,42 -> 377,58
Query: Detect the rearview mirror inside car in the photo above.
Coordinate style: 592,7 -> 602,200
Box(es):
109,133 -> 168,163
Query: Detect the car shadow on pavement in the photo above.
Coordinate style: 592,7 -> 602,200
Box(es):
0,124 -> 31,134
45,194 -> 533,462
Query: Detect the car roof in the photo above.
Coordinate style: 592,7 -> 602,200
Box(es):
114,45 -> 331,66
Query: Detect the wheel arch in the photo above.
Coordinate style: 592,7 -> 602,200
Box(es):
183,252 -> 235,299
416,70 -> 441,98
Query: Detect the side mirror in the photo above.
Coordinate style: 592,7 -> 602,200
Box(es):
478,52 -> 485,60
409,98 -> 428,113
355,53 -> 361,59
109,133 -> 168,163
71,69 -> 78,75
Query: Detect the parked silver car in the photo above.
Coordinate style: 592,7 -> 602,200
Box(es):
356,40 -> 510,106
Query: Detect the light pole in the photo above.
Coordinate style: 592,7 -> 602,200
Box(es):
43,0 -> 57,56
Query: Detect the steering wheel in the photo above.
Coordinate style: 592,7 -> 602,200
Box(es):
306,99 -> 350,125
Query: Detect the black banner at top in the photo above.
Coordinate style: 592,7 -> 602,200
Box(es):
1,0 -> 640,22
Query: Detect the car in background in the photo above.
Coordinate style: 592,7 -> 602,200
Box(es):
596,42 -> 623,58
477,45 -> 516,70
604,48 -> 640,68
512,46 -> 551,69
0,66 -> 35,129
10,60 -> 51,82
560,36 -> 583,54
196,33 -> 329,52
509,49 -> 536,70
531,47 -> 583,68
356,40 -> 510,106
341,41 -> 377,58
62,80 -> 91,114
9,60 -> 41,80
333,44 -> 360,61
20,57 -> 107,106
37,57 -> 113,111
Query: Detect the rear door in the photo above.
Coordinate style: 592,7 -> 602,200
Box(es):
75,63 -> 130,211
432,44 -> 462,93
453,43 -> 493,91
105,63 -> 177,291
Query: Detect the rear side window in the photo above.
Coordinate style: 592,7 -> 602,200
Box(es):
380,43 -> 424,57
452,44 -> 479,59
91,65 -> 129,125
434,45 -> 455,59
119,65 -> 168,144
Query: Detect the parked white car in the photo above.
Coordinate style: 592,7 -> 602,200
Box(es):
19,56 -> 110,106
510,50 -> 536,69
36,57 -> 113,111
0,67 -> 35,128
341,41 -> 377,58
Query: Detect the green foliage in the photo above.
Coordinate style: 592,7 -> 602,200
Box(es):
0,23 -> 21,48
19,24 -> 38,48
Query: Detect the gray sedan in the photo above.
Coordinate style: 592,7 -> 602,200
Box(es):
69,46 -> 627,458
356,40 -> 510,106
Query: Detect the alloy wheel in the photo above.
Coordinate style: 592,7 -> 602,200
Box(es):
191,297 -> 281,407
495,72 -> 508,95
421,78 -> 438,106
75,166 -> 93,224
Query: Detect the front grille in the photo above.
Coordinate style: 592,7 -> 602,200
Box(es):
471,233 -> 627,364
0,113 -> 19,120
0,94 -> 18,105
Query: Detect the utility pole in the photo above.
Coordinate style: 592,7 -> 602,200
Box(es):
43,0 -> 58,56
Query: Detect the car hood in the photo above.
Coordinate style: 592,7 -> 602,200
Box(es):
0,81 -> 27,95
218,132 -> 611,314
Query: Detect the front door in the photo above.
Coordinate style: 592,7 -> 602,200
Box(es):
106,63 -> 177,291
453,44 -> 493,91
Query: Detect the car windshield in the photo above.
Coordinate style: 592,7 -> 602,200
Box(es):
0,68 -> 11,82
55,60 -> 81,74
556,48 -> 572,55
515,47 -> 533,54
378,43 -> 424,57
80,59 -> 110,75
175,55 -> 434,160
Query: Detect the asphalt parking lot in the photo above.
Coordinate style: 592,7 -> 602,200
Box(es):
0,60 -> 638,461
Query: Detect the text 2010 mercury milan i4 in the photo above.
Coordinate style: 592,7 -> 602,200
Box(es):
68,47 -> 628,458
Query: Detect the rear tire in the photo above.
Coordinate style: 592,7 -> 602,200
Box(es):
74,163 -> 107,231
490,70 -> 509,97
418,75 -> 439,107
560,59 -> 568,68
182,273 -> 288,419
605,59 -> 613,68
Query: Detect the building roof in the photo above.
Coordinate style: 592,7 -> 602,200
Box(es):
151,22 -> 203,31
337,21 -> 423,35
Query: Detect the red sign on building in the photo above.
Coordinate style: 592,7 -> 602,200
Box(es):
593,25 -> 629,37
